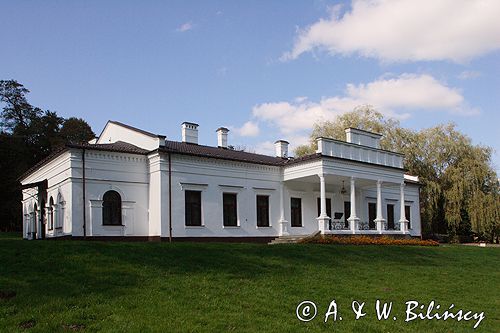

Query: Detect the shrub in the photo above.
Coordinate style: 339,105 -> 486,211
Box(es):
300,235 -> 439,246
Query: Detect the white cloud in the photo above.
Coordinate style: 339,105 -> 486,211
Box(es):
251,73 -> 477,135
282,0 -> 500,63
253,141 -> 275,156
457,70 -> 482,80
232,121 -> 260,137
217,66 -> 228,76
253,135 -> 310,157
176,22 -> 194,32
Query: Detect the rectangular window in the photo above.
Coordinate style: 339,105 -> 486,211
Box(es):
185,190 -> 202,226
405,205 -> 411,229
256,195 -> 270,227
387,204 -> 395,229
316,198 -> 332,218
344,201 -> 351,228
290,197 -> 302,227
223,193 -> 238,226
368,202 -> 376,229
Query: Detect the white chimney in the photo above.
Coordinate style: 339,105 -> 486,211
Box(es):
216,127 -> 229,148
182,122 -> 199,144
274,140 -> 289,158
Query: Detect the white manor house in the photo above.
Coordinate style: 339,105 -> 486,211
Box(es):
20,121 -> 421,241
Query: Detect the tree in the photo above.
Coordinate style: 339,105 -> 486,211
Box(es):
59,117 -> 95,144
0,80 -> 95,231
0,80 -> 42,133
296,106 -> 500,242
294,105 -> 400,155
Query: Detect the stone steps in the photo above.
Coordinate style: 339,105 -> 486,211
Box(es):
269,231 -> 320,244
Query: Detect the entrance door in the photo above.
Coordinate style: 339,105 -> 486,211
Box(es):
387,204 -> 395,229
368,202 -> 376,229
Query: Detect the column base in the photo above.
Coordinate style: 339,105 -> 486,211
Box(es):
375,218 -> 386,234
279,219 -> 289,236
317,216 -> 331,234
399,220 -> 409,234
348,217 -> 359,234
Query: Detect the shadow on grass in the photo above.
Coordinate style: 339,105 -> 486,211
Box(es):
1,236 -> 497,310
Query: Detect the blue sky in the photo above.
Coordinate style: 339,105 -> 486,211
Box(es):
2,0 -> 499,171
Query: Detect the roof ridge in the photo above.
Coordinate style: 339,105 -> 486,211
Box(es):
107,120 -> 163,138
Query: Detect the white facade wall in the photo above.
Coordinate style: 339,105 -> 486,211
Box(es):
21,151 -> 74,239
169,154 -> 282,238
96,121 -> 163,150
20,121 -> 422,240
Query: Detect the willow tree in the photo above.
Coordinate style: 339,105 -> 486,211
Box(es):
295,106 -> 499,242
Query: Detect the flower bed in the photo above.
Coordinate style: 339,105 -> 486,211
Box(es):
300,235 -> 439,246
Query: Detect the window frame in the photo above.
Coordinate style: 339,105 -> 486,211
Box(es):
185,190 -> 203,227
256,195 -> 270,227
102,190 -> 123,226
405,205 -> 411,229
386,203 -> 395,230
290,197 -> 302,227
48,197 -> 54,230
223,192 -> 238,227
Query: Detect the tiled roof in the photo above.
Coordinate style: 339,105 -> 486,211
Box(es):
107,121 -> 165,138
160,140 -> 288,166
19,141 -> 149,181
67,141 -> 149,154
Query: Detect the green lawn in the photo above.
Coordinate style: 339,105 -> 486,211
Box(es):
0,233 -> 498,332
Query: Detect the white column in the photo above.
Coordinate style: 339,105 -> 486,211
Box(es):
316,174 -> 330,234
399,181 -> 408,234
347,177 -> 359,234
279,181 -> 289,236
36,209 -> 41,239
374,180 -> 386,234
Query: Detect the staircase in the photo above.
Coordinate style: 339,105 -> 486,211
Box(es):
269,231 -> 320,244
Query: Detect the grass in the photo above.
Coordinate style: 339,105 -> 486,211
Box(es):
0,233 -> 498,332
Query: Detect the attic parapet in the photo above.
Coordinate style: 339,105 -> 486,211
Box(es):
316,137 -> 404,169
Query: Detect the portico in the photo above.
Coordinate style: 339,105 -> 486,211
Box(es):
281,128 -> 416,236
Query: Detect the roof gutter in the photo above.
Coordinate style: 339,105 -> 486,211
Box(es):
82,148 -> 87,239
168,151 -> 172,242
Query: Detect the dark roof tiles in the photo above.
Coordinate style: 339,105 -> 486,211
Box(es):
67,141 -> 149,154
160,140 -> 287,166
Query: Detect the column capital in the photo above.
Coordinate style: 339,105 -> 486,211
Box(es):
377,179 -> 383,186
317,173 -> 325,179
400,181 -> 406,188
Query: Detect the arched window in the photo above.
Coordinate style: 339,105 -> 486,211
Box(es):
57,194 -> 65,229
102,190 -> 122,226
48,197 -> 54,230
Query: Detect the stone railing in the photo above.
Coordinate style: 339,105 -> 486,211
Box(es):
316,138 -> 404,169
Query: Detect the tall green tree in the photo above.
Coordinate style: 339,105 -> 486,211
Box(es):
59,117 -> 95,144
296,106 -> 499,242
0,80 -> 95,231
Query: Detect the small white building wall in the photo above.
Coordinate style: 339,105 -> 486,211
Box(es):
70,149 -> 150,237
168,154 -> 282,238
96,121 -> 162,151
21,151 -> 74,239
